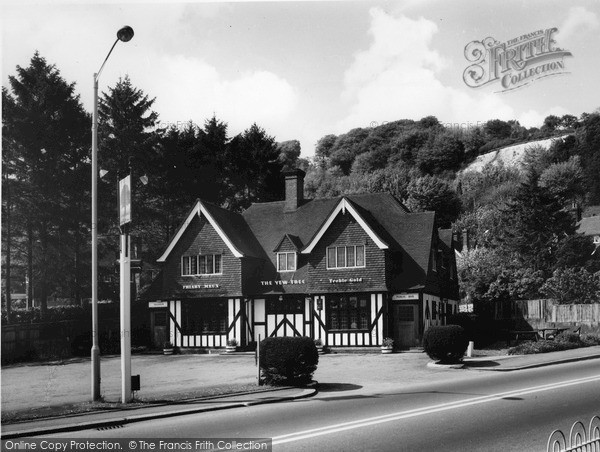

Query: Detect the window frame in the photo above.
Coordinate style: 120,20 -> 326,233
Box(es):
182,300 -> 228,334
181,253 -> 223,276
276,252 -> 297,273
326,245 -> 366,269
327,294 -> 371,331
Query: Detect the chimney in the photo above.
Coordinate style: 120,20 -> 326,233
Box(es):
284,169 -> 305,212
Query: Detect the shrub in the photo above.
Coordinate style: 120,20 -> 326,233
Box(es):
259,336 -> 318,385
554,331 -> 581,345
581,334 -> 600,347
423,325 -> 468,364
508,339 -> 578,355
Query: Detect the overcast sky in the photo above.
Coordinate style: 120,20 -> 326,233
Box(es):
2,0 -> 600,157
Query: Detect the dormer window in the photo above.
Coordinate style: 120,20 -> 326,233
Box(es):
277,252 -> 296,272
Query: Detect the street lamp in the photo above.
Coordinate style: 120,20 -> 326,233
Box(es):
91,25 -> 134,402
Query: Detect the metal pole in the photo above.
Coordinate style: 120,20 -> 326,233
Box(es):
120,231 -> 132,402
91,73 -> 101,401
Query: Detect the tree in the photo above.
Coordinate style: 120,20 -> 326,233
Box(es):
483,119 -> 512,140
224,123 -> 284,210
276,140 -> 301,171
538,156 -> 585,204
499,170 -> 575,272
540,268 -> 600,304
404,175 -> 460,227
415,131 -> 465,175
3,53 -> 90,315
576,112 -> 600,203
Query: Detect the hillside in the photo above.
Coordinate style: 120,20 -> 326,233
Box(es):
463,135 -> 570,173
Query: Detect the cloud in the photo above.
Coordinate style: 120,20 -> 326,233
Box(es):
336,8 -> 568,133
148,54 -> 298,135
559,6 -> 600,43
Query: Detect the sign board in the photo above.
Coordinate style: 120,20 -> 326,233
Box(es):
119,175 -> 132,226
148,301 -> 167,308
392,293 -> 419,301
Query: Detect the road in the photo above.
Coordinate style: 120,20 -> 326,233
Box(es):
46,360 -> 600,451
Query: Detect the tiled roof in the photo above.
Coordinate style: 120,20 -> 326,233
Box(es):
201,201 -> 265,259
243,193 -> 434,278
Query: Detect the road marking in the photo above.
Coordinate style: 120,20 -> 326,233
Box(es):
272,374 -> 600,445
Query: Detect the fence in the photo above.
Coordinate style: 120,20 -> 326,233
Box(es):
513,299 -> 600,329
547,416 -> 600,452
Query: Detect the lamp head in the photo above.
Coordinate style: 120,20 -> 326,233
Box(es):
117,26 -> 134,42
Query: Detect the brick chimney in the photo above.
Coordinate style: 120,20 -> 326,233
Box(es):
284,169 -> 305,212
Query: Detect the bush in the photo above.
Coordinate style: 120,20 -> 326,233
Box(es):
554,331 -> 581,345
423,325 -> 468,364
508,339 -> 579,355
581,333 -> 600,347
259,336 -> 318,385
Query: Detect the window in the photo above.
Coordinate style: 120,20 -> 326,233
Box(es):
326,245 -> 365,269
182,254 -> 222,276
277,252 -> 296,272
182,300 -> 227,334
267,297 -> 304,314
327,295 -> 370,330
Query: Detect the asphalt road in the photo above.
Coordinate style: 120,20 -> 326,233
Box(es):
46,360 -> 600,451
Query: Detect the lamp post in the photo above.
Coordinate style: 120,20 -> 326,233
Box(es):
91,25 -> 134,401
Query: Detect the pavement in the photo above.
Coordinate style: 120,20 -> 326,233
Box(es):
2,345 -> 600,439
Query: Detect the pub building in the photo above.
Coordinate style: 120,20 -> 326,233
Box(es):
142,170 -> 459,351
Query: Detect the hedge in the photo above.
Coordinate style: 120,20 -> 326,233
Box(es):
259,336 -> 318,385
423,325 -> 468,364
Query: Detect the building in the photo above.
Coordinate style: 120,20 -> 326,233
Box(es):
142,170 -> 459,350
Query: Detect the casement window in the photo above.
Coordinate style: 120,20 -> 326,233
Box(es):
326,245 -> 365,269
267,297 -> 304,314
182,300 -> 227,334
182,254 -> 222,276
277,252 -> 297,272
327,295 -> 370,330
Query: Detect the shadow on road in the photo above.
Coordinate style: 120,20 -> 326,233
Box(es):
316,383 -> 363,392
463,360 -> 501,368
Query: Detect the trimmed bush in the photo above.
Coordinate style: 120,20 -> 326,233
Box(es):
581,333 -> 600,347
423,325 -> 468,364
259,336 -> 318,385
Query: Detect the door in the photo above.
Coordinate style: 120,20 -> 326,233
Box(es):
392,304 -> 419,349
151,311 -> 168,348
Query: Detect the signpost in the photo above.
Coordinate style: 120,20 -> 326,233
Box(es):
119,174 -> 132,403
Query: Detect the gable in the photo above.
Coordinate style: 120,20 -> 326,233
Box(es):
273,234 -> 303,252
157,201 -> 244,262
302,197 -> 388,254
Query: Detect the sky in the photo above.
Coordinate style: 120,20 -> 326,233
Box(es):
2,0 -> 600,158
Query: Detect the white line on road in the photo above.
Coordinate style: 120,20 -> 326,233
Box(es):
272,374 -> 600,445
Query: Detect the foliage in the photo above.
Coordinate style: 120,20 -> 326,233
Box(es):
423,325 -> 468,364
507,332 -> 600,355
538,156 -> 585,204
2,52 -> 90,316
259,336 -> 318,385
405,175 -> 461,227
382,337 -> 394,347
446,313 -> 476,341
226,338 -> 238,347
498,170 -> 575,272
539,267 -> 600,304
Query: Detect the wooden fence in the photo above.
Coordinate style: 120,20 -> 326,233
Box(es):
513,299 -> 600,330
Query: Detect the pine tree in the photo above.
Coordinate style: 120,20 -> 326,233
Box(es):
3,52 -> 90,315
